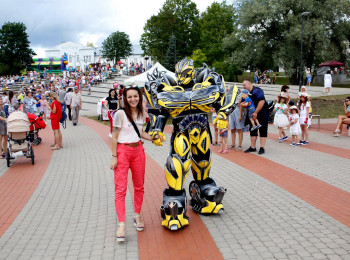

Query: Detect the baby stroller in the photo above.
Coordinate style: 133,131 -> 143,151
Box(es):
27,112 -> 47,145
6,111 -> 34,167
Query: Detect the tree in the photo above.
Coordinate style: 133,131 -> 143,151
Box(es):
198,1 -> 236,65
140,0 -> 200,63
101,31 -> 132,65
164,35 -> 178,71
0,22 -> 35,75
189,49 -> 207,67
234,0 -> 350,84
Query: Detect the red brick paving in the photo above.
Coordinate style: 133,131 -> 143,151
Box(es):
0,127 -> 53,237
81,117 -> 224,260
163,125 -> 350,228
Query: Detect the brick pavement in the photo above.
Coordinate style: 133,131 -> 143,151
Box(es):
0,116 -> 349,259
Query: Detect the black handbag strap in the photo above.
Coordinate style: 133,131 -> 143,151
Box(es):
131,120 -> 141,139
120,108 -> 141,139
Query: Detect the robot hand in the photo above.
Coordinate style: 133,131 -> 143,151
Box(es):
150,130 -> 166,146
214,112 -> 227,129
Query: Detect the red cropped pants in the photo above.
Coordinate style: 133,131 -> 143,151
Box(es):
114,141 -> 145,222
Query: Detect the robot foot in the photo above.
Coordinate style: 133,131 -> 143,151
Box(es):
160,189 -> 189,230
189,178 -> 227,215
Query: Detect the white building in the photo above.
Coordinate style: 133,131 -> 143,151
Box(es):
121,45 -> 152,69
45,41 -> 104,71
45,41 -> 151,71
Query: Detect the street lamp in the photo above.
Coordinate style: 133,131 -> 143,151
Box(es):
299,11 -> 310,91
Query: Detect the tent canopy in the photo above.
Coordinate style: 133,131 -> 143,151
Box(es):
319,60 -> 345,67
124,62 -> 176,86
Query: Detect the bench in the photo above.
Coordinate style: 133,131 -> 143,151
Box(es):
311,114 -> 320,130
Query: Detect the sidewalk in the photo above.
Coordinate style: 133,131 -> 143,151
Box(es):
0,116 -> 349,259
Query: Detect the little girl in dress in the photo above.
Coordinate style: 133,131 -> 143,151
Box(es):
40,95 -> 49,121
274,94 -> 289,142
289,106 -> 301,147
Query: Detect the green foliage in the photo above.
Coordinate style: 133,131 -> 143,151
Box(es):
235,0 -> 350,84
212,60 -> 239,82
0,22 -> 35,75
189,49 -> 207,67
101,31 -> 132,64
140,0 -> 200,63
164,35 -> 177,71
199,1 -> 236,65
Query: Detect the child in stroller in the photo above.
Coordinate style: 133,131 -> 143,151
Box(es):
6,109 -> 35,167
27,112 -> 46,145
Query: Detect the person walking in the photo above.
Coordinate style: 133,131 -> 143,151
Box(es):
104,89 -> 119,138
47,92 -> 62,150
110,86 -> 155,242
323,70 -> 332,95
242,79 -> 269,154
64,88 -> 73,121
0,99 -> 7,158
70,87 -> 82,126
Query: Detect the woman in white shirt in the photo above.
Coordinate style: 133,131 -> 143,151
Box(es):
110,86 -> 158,242
323,70 -> 332,95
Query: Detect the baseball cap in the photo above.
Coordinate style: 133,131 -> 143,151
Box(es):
242,89 -> 251,95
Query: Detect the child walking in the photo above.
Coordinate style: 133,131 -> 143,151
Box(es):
274,94 -> 289,142
39,95 -> 49,121
299,93 -> 311,145
289,106 -> 301,147
217,113 -> 229,154
241,89 -> 261,131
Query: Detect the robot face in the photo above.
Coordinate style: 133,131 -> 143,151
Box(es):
175,58 -> 195,85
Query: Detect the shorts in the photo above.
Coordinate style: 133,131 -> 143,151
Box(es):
250,112 -> 268,138
248,107 -> 255,119
219,130 -> 228,138
51,119 -> 60,130
229,108 -> 247,131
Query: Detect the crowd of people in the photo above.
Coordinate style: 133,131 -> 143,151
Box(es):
0,70 -> 85,153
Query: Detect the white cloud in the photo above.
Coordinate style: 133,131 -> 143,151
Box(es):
1,0 -> 220,56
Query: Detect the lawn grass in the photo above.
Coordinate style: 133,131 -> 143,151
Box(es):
301,94 -> 349,118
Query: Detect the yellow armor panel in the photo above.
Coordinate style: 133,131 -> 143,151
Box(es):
174,133 -> 190,157
197,131 -> 210,154
165,156 -> 191,191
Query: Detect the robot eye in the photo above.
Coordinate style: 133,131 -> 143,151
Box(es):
181,69 -> 191,78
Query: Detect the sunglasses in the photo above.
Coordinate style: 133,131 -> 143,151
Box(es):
345,99 -> 349,102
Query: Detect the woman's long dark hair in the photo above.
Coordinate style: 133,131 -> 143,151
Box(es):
108,88 -> 116,99
9,91 -> 14,103
123,86 -> 143,123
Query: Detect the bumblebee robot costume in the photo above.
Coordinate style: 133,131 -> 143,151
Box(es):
144,58 -> 240,230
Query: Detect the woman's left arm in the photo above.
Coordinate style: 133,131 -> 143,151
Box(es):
141,130 -> 153,141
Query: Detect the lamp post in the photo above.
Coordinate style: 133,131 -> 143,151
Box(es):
299,11 -> 310,92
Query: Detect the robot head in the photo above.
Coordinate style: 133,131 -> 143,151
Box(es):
175,58 -> 195,85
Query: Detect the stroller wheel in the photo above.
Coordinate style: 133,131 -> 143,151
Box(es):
30,146 -> 35,165
6,148 -> 10,167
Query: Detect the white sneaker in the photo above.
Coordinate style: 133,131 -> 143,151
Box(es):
109,133 -> 112,138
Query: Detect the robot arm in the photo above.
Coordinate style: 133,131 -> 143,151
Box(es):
147,109 -> 169,146
213,84 -> 240,130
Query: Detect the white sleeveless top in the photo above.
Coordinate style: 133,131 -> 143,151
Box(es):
113,110 -> 145,143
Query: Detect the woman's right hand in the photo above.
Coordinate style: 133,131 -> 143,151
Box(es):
110,157 -> 117,170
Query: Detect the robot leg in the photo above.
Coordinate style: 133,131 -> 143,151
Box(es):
160,132 -> 191,230
189,130 -> 227,214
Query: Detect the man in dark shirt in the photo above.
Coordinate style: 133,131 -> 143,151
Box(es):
242,79 -> 269,154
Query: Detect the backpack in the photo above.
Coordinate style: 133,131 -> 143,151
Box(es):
60,109 -> 67,129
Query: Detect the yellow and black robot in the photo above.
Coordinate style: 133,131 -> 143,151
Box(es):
144,58 -> 240,230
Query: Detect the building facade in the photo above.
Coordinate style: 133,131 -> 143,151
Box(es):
45,42 -> 151,71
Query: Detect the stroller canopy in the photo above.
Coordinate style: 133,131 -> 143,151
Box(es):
7,111 -> 30,133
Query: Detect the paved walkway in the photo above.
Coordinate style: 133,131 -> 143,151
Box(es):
0,113 -> 349,259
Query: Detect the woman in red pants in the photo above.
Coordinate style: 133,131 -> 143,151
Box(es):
110,86 -> 156,242
104,88 -> 119,138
